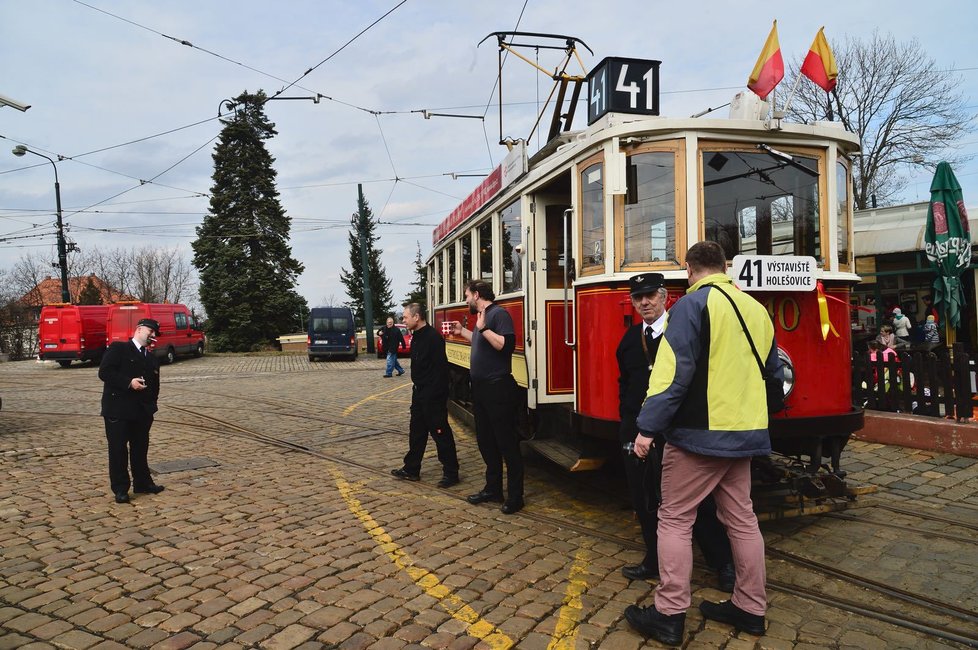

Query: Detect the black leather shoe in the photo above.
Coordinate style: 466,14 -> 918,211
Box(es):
133,484 -> 164,494
699,599 -> 766,636
114,492 -> 130,504
391,468 -> 420,482
466,490 -> 503,505
437,475 -> 460,488
717,563 -> 736,592
621,563 -> 659,581
500,500 -> 524,515
624,605 -> 685,646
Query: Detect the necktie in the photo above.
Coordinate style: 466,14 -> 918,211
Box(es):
143,347 -> 148,357
645,327 -> 655,343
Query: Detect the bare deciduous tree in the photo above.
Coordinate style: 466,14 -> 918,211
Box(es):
786,30 -> 974,210
131,246 -> 194,304
72,245 -> 196,304
10,252 -> 52,307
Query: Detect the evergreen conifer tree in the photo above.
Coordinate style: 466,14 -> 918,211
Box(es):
192,90 -> 306,351
339,194 -> 394,327
77,277 -> 103,305
404,242 -> 427,308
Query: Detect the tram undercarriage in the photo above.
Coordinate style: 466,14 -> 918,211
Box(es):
448,366 -> 874,519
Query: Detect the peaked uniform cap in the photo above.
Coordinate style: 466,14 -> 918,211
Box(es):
629,273 -> 665,296
137,318 -> 161,334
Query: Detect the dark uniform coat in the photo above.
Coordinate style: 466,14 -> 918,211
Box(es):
616,320 -> 733,572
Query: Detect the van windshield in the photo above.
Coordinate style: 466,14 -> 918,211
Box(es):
311,317 -> 349,333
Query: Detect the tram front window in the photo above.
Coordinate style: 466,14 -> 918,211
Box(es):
702,150 -> 821,261
624,151 -> 676,264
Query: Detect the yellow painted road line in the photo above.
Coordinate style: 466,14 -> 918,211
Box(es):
342,382 -> 411,416
547,545 -> 591,650
330,467 -> 514,649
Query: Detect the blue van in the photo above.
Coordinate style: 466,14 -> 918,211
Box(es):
307,307 -> 358,361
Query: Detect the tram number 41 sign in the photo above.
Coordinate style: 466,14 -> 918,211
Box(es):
730,255 -> 817,292
586,57 -> 661,125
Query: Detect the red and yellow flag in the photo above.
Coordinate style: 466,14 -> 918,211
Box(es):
800,27 -> 838,92
747,20 -> 784,100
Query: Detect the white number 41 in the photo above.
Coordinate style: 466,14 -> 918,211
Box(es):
615,64 -> 655,110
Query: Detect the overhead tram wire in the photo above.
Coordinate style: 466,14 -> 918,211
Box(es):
268,0 -> 408,101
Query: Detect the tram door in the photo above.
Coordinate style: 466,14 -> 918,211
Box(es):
528,198 -> 576,407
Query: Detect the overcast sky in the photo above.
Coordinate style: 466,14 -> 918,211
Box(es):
2,0 -> 976,314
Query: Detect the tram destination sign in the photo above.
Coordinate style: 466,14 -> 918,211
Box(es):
729,255 -> 817,292
586,56 -> 661,125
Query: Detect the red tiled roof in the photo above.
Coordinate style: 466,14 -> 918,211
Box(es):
19,275 -> 135,306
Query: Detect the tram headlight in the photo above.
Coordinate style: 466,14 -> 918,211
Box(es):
777,348 -> 794,399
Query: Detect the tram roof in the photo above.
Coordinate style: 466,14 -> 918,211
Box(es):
430,112 -> 862,251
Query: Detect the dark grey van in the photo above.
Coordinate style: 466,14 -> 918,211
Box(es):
307,307 -> 358,361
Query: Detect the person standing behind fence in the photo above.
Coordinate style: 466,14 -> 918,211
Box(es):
923,315 -> 941,349
892,308 -> 912,348
452,279 -> 525,515
624,241 -> 778,645
99,318 -> 165,504
390,304 -> 460,487
377,317 -> 406,377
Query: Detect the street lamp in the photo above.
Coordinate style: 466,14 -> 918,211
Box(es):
11,145 -> 71,303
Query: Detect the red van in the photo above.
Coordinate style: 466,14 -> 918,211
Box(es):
106,302 -> 205,364
38,303 -> 110,367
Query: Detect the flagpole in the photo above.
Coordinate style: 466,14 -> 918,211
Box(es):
781,72 -> 804,116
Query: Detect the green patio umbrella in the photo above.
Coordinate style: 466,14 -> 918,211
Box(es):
924,162 -> 971,329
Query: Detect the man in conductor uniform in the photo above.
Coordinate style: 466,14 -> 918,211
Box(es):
617,273 -> 735,589
99,318 -> 165,504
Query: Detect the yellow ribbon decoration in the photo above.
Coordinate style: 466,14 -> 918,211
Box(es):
816,281 -> 840,340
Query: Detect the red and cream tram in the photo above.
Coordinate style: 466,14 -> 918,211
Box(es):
427,55 -> 863,490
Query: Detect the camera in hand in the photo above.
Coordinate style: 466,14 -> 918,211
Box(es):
623,441 -> 644,460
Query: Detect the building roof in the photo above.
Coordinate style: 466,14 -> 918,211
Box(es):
854,201 -> 978,257
19,274 -> 135,306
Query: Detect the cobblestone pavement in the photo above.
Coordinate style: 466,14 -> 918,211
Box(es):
1,354 -> 977,649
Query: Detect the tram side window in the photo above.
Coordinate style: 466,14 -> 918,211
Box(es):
427,262 -> 436,306
501,200 -> 522,293
837,161 -> 850,266
478,220 -> 493,284
461,235 -> 472,286
581,162 -> 604,273
624,152 -> 675,264
702,150 -> 821,261
447,244 -> 457,303
435,258 -> 444,306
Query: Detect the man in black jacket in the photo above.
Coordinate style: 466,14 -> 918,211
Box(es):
617,273 -> 734,590
390,303 -> 460,487
99,318 -> 165,504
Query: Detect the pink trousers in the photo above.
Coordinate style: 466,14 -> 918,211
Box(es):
653,444 -> 766,616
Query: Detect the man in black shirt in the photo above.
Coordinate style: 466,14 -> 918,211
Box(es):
377,317 -> 406,377
390,303 -> 460,487
452,280 -> 524,514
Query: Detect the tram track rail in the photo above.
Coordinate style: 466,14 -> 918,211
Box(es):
150,404 -> 978,649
